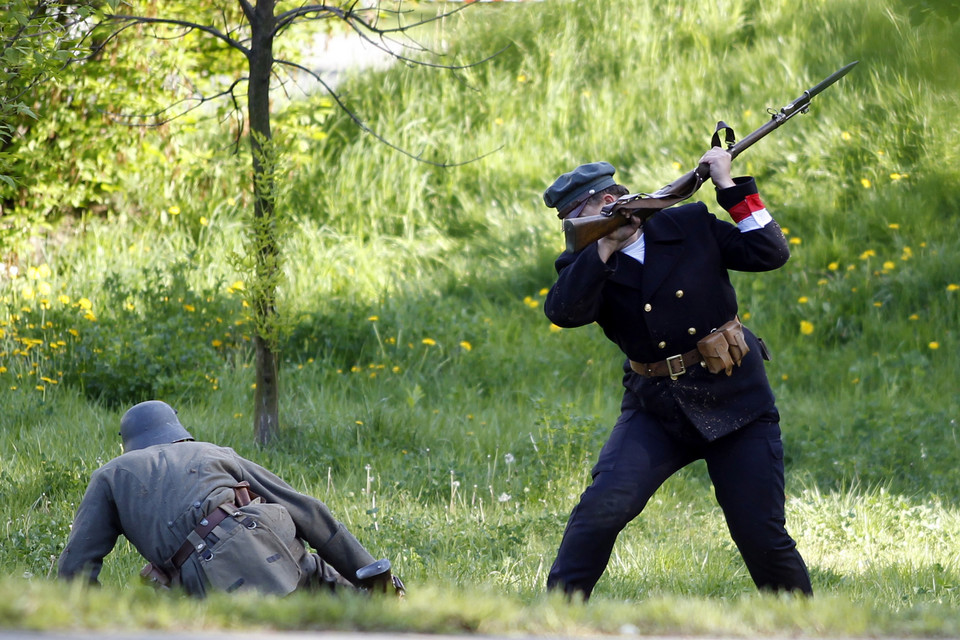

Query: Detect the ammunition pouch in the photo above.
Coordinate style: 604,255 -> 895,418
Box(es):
697,318 -> 750,376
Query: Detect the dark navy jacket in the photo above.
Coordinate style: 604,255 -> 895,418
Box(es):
545,178 -> 789,441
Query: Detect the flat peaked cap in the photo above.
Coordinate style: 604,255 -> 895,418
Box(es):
543,161 -> 617,214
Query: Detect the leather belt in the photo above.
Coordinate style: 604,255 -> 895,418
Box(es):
171,503 -> 235,569
629,347 -> 702,379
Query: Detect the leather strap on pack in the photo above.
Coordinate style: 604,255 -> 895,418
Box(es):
169,482 -> 261,569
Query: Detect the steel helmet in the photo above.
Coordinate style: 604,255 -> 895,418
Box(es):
120,400 -> 194,452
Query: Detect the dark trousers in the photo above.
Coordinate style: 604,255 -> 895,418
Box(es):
546,404 -> 812,599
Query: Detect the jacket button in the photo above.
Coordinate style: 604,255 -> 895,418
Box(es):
644,303 -> 652,312
688,327 -> 697,335
675,290 -> 684,298
658,341 -> 667,349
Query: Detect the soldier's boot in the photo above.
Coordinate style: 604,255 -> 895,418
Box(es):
356,558 -> 406,598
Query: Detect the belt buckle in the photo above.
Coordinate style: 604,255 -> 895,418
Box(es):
666,354 -> 686,380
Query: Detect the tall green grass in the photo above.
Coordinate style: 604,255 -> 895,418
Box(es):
2,0 -> 960,634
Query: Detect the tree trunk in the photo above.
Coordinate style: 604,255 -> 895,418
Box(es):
247,0 -> 280,446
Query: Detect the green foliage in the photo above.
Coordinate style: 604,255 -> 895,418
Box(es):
0,258 -> 247,408
0,1 -> 97,253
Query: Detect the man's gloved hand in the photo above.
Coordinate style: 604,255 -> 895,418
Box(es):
356,558 -> 405,598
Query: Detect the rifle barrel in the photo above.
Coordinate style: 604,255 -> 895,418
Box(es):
730,61 -> 859,160
561,61 -> 859,253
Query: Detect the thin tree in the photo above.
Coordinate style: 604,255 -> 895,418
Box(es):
84,0 -> 491,445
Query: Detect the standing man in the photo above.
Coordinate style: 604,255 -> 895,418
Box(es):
541,149 -> 812,599
59,400 -> 402,597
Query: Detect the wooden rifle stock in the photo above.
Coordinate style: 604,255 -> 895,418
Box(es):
562,61 -> 859,253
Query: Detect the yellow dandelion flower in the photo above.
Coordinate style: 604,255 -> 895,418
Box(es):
947,284 -> 959,291
368,315 -> 379,322
355,420 -> 364,426
888,223 -> 900,229
58,294 -> 71,305
459,341 -> 472,351
781,374 -> 788,381
781,227 -> 790,235
828,262 -> 839,271
851,378 -> 860,384
789,237 -> 802,245
21,286 -> 35,300
392,366 -> 401,373
672,161 -> 682,170
539,288 -> 549,296
168,206 -> 180,215
873,301 -> 883,307
860,249 -> 876,260
0,366 -> 6,374
890,173 -> 902,181
861,178 -> 872,188
200,216 -> 208,226
800,321 -> 814,335
882,261 -> 895,270
742,312 -> 751,321
422,338 -> 436,346
212,339 -> 223,347
37,282 -> 52,296
84,312 -> 97,321
817,278 -> 828,286
841,131 -> 852,141
798,296 -> 809,304
494,117 -> 504,126
78,298 -> 93,310
183,304 -> 195,312
909,314 -> 919,321
549,323 -> 563,332
517,73 -> 527,83
928,342 -> 940,350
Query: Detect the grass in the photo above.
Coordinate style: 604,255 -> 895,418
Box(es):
2,0 -> 960,635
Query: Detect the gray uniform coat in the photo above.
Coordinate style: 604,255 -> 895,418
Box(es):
58,441 -> 375,596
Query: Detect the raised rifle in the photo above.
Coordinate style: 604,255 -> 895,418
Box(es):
562,61 -> 859,253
